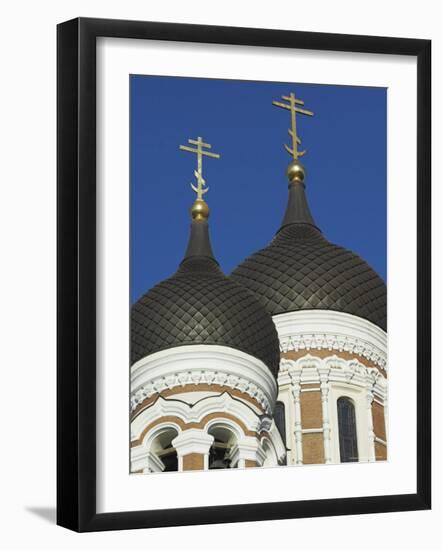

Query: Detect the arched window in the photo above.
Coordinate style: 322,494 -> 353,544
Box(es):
150,428 -> 178,472
274,401 -> 286,446
208,426 -> 236,469
337,397 -> 358,463
273,401 -> 287,465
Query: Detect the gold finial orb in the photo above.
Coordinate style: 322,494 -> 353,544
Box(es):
191,199 -> 210,221
287,160 -> 305,184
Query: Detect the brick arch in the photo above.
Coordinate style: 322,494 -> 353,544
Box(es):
132,411 -> 257,448
131,384 -> 265,421
132,416 -> 187,447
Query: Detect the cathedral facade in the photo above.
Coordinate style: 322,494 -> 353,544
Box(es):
130,95 -> 387,474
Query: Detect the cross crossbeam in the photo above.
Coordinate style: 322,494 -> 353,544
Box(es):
272,92 -> 314,160
179,136 -> 220,200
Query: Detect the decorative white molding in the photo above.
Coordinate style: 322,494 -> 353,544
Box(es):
277,368 -> 291,387
302,428 -> 323,434
273,310 -> 387,371
131,345 -> 277,415
279,355 -> 388,402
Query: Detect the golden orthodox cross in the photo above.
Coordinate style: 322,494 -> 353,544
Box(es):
179,137 -> 220,199
272,92 -> 314,160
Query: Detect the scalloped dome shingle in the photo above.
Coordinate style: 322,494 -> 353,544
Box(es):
231,221 -> 386,331
131,246 -> 280,376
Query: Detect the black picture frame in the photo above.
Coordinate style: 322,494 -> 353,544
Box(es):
57,17 -> 431,532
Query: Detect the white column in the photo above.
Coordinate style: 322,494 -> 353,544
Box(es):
291,374 -> 303,465
366,388 -> 376,462
230,436 -> 266,468
171,429 -> 214,471
318,365 -> 332,464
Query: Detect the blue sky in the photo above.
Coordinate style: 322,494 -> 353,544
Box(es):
130,76 -> 386,304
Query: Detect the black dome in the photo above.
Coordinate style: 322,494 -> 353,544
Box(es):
131,221 -> 280,375
230,181 -> 387,331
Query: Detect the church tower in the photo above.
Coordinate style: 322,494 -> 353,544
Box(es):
130,137 -> 286,473
231,93 -> 388,466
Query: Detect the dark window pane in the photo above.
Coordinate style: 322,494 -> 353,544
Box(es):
337,397 -> 358,462
161,451 -> 178,472
274,401 -> 286,445
209,445 -> 231,469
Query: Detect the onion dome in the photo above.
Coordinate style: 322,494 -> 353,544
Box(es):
131,196 -> 280,376
231,160 -> 387,331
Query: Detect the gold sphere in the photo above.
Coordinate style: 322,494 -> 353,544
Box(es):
191,199 -> 210,221
287,160 -> 305,183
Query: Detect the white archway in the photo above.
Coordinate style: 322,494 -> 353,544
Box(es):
206,421 -> 241,469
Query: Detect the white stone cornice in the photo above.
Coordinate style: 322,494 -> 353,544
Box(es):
131,345 -> 278,415
273,310 -> 387,371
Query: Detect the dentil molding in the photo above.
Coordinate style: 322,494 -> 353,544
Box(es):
131,345 -> 278,415
273,309 -> 387,371
279,355 -> 387,403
